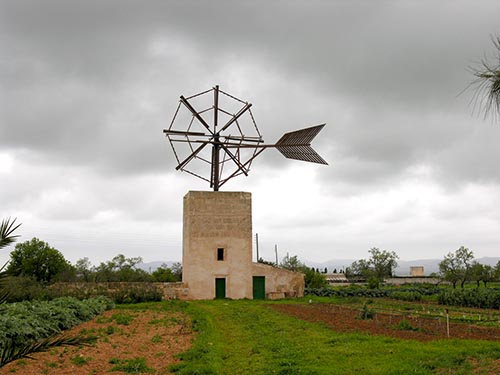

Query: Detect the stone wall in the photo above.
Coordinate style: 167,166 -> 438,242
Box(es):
251,262 -> 304,298
49,282 -> 189,300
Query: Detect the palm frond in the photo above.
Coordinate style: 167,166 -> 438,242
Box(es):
0,334 -> 94,368
0,218 -> 21,250
468,36 -> 500,122
0,271 -> 9,304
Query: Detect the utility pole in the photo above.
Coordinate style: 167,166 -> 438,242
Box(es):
275,244 -> 279,265
255,233 -> 259,262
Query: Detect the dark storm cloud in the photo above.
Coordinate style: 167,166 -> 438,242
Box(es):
2,0 -> 499,183
1,0 -> 500,262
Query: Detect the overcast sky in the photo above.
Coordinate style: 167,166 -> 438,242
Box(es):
1,0 -> 499,268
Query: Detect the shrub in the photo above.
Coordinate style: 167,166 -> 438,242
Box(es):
395,319 -> 419,331
389,291 -> 422,302
110,285 -> 163,304
359,303 -> 375,320
3,276 -> 48,302
0,296 -> 114,353
438,288 -> 500,309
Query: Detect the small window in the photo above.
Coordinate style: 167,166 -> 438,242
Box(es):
217,248 -> 224,261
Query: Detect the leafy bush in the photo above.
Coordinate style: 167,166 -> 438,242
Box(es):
0,296 -> 114,353
305,287 -> 388,298
109,285 -> 163,304
389,291 -> 422,302
305,286 -> 443,300
395,319 -> 420,331
359,302 -> 375,320
2,276 -> 49,302
438,288 -> 500,309
47,283 -> 163,304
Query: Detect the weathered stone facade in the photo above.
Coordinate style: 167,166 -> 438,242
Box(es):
182,190 -> 304,300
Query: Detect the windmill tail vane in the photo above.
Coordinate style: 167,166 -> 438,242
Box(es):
163,85 -> 328,191
274,124 -> 328,165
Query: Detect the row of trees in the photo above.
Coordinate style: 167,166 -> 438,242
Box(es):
345,246 -> 500,289
5,237 -> 182,284
438,246 -> 500,288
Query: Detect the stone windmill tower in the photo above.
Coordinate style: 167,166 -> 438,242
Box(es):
164,86 -> 327,300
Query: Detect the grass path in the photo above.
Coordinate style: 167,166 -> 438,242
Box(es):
172,300 -> 500,375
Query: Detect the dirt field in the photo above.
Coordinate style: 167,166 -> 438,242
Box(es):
3,301 -> 499,374
270,303 -> 500,341
1,309 -> 193,375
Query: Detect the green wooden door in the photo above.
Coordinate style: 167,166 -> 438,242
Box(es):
253,276 -> 266,300
215,278 -> 226,299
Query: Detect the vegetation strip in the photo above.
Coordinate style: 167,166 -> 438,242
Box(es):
2,301 -> 193,374
172,299 -> 500,375
0,296 -> 114,356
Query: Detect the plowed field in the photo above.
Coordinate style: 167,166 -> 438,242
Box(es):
271,303 -> 500,341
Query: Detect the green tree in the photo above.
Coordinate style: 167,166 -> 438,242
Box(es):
280,254 -> 327,289
280,254 -> 303,272
93,254 -> 151,282
494,260 -> 500,282
347,248 -> 399,285
151,264 -> 176,282
469,261 -> 494,288
7,238 -> 71,283
75,257 -> 94,282
469,36 -> 500,121
302,267 -> 328,289
170,262 -> 182,281
439,246 -> 474,289
469,261 -> 484,288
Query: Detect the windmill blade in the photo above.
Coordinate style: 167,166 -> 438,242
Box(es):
224,135 -> 264,143
219,103 -> 252,132
163,129 -> 209,137
275,124 -> 328,165
180,95 -> 213,133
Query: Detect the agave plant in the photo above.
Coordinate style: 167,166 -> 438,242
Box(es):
0,218 -> 91,367
469,36 -> 500,122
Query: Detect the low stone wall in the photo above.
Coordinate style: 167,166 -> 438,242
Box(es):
384,277 -> 441,285
49,282 -> 189,300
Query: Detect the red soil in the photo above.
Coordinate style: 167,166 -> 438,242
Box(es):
270,303 -> 500,342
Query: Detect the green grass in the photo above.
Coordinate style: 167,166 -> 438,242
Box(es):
169,299 -> 500,375
109,357 -> 154,373
70,355 -> 92,366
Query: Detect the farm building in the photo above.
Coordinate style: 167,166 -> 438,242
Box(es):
410,266 -> 425,276
180,191 -> 304,300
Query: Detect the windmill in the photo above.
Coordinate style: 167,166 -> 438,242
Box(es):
163,85 -> 327,191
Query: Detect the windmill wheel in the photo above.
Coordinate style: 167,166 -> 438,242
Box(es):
164,85 -> 327,191
164,86 -> 263,191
